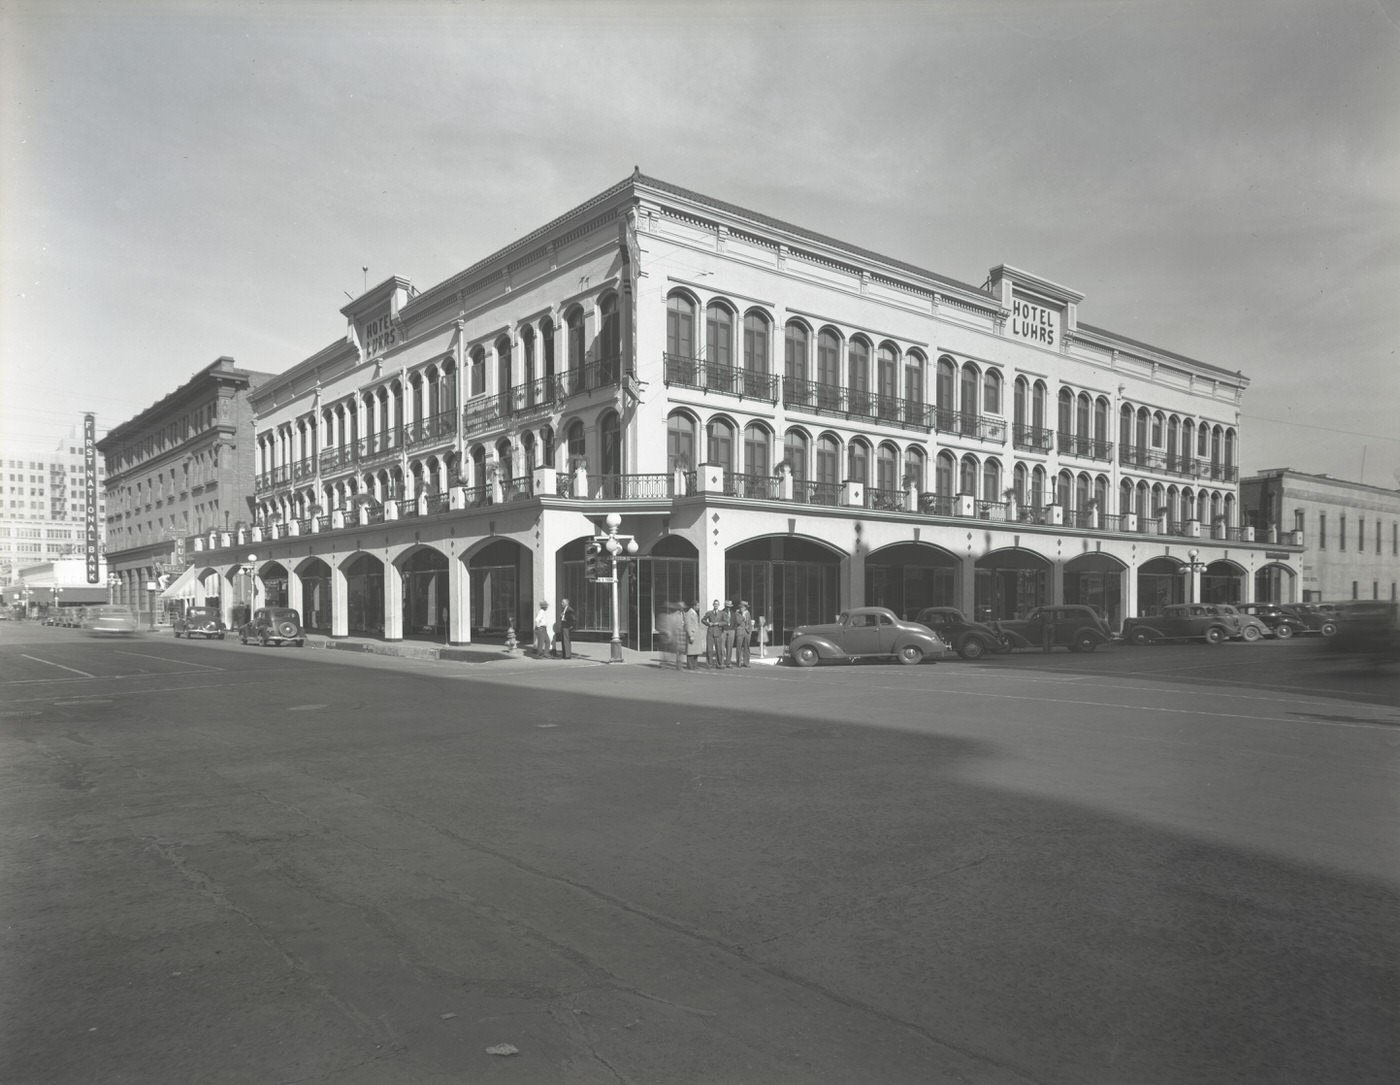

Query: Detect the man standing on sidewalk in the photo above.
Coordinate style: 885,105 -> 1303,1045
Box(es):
702,599 -> 727,669
721,600 -> 737,668
734,600 -> 753,667
555,597 -> 575,659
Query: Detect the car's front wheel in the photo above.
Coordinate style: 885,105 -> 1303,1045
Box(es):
1242,625 -> 1262,642
1129,629 -> 1152,646
958,637 -> 986,661
1275,623 -> 1294,640
1320,621 -> 1337,637
1204,626 -> 1225,644
794,644 -> 819,668
1074,633 -> 1099,652
897,645 -> 923,665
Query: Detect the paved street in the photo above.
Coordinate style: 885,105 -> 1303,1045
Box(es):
2,623 -> 1396,1084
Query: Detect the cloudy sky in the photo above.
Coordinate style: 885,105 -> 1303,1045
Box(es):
2,0 -> 1397,485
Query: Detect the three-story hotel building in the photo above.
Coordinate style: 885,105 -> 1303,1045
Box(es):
189,172 -> 1302,647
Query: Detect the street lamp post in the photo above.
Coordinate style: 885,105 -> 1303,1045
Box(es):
1183,548 -> 1206,604
108,575 -> 120,606
239,554 -> 258,631
144,580 -> 158,631
601,512 -> 639,663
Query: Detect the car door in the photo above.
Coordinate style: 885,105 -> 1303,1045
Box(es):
842,613 -> 883,656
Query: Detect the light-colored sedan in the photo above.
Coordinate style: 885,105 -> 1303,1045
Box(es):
81,605 -> 141,636
787,607 -> 945,667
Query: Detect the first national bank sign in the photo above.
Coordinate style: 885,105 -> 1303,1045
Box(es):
1010,296 -> 1060,347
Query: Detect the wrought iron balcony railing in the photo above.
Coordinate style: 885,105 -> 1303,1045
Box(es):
1055,432 -> 1115,462
781,377 -> 934,432
934,408 -> 1008,442
663,354 -> 778,402
1012,424 -> 1055,453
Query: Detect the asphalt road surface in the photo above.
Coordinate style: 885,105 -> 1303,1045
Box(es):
2,624 -> 1396,1084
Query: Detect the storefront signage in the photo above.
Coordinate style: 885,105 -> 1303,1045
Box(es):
1264,551 -> 1290,560
83,413 -> 99,584
1010,296 -> 1059,347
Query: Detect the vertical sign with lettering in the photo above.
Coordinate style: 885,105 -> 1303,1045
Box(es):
84,413 -> 99,584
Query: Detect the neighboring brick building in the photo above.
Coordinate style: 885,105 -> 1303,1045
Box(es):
98,357 -> 273,624
1241,468 -> 1400,602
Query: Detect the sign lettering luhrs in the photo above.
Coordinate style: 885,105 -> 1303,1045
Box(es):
1010,296 -> 1059,347
83,413 -> 99,584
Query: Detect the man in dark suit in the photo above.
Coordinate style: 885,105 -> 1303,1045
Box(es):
554,597 -> 576,658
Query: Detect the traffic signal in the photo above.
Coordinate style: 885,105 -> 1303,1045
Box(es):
584,540 -> 606,581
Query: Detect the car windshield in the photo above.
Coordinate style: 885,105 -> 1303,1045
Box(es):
187,608 -> 216,618
266,609 -> 298,619
92,607 -> 133,618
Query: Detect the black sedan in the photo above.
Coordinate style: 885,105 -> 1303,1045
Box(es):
173,606 -> 227,640
239,607 -> 305,648
913,606 -> 1004,660
993,605 -> 1114,653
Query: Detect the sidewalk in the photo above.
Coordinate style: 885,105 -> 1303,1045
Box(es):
305,634 -> 784,668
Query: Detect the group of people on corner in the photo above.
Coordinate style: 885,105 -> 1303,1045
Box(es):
658,599 -> 755,671
531,598 -> 576,659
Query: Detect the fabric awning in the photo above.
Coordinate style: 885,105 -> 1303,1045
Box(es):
159,564 -> 204,600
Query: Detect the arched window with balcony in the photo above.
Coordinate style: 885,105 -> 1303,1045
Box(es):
706,301 -> 733,377
877,442 -> 899,493
521,326 -> 536,392
565,420 -> 585,468
667,292 -> 696,360
1075,473 -> 1091,522
495,438 -> 514,483
1013,462 -> 1028,506
1076,393 -> 1091,443
816,433 -> 840,493
1152,411 -> 1165,447
666,411 -> 696,473
1120,403 -> 1133,454
784,321 -> 809,387
983,368 -> 1002,415
540,320 -> 555,384
495,335 -> 512,400
743,311 -> 770,380
1224,428 -> 1236,471
817,328 -> 841,409
848,439 -> 870,485
937,356 -> 957,424
1056,469 -> 1073,509
783,429 -> 809,482
1032,380 -> 1047,433
1031,465 -> 1047,510
566,307 -> 586,388
1197,420 -> 1210,459
936,450 -> 956,495
1180,486 -> 1195,523
706,416 -> 734,475
1167,414 -> 1180,468
904,446 -> 926,491
600,410 -> 621,476
1094,397 -> 1109,446
959,454 -> 979,495
1095,475 -> 1109,516
982,458 -> 1002,502
960,362 -> 979,422
1211,425 -> 1223,469
1119,478 -> 1134,518
848,336 -> 871,412
1182,419 -> 1195,466
1136,407 -> 1150,457
470,347 -> 486,398
1058,388 -> 1074,439
905,351 -> 925,413
743,422 -> 771,480
877,342 -> 899,410
1014,376 -> 1028,429
598,294 -> 620,381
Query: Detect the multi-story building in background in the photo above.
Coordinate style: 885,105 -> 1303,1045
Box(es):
97,356 -> 273,624
0,426 -> 109,610
1241,468 -> 1400,603
183,172 -> 1301,644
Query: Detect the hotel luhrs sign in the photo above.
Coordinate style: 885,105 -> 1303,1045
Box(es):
1010,294 -> 1060,347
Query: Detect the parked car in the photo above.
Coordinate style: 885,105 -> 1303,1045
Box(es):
1122,603 -> 1235,645
787,607 -> 945,666
81,605 -> 141,637
992,605 -> 1114,653
912,606 -> 1004,660
1286,603 -> 1338,637
1210,603 -> 1268,642
173,606 -> 226,640
1325,601 -> 1399,665
239,607 -> 305,648
1237,602 -> 1306,639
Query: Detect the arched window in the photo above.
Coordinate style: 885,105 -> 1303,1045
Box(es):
495,438 -> 514,482
540,320 -> 555,382
1120,479 -> 1134,517
936,450 -> 956,495
1182,419 -> 1195,465
815,434 -> 840,490
667,292 -> 696,361
877,342 -> 899,412
817,328 -> 841,407
1056,469 -> 1073,508
565,420 -> 585,467
1197,421 -> 1209,458
1224,428 -> 1236,469
521,327 -> 536,392
1013,462 -> 1028,506
1211,426 -> 1222,467
743,423 -> 771,479
667,411 -> 696,472
905,351 -> 925,410
1095,475 -> 1109,514
848,440 -> 869,485
743,312 -> 770,376
1181,487 -> 1195,523
1166,415 -> 1180,467
566,308 -> 586,383
1058,388 -> 1074,437
598,294 -> 620,380
1032,465 -> 1047,510
784,321 -> 809,386
1094,398 -> 1109,448
1136,408 -> 1150,464
848,337 -> 870,409
496,335 -> 512,396
1014,377 -> 1028,428
983,369 -> 1003,415
959,454 -> 978,495
541,425 -> 555,467
937,356 -> 957,423
877,443 -> 899,492
904,446 -> 926,491
1077,393 -> 1091,441
783,429 -> 809,482
1120,404 -> 1133,454
706,302 -> 733,374
1152,411 -> 1165,447
469,347 -> 486,397
600,410 -> 621,476
1075,473 -> 1091,518
982,458 -> 1002,501
960,362 -> 979,420
706,417 -> 734,474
